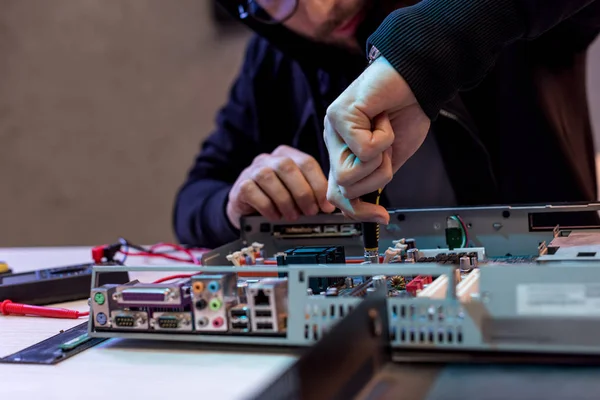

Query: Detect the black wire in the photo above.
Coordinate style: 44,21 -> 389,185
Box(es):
117,237 -> 129,265
119,237 -> 146,253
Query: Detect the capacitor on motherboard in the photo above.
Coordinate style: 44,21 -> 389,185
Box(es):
405,239 -> 416,249
307,288 -> 314,296
345,277 -> 353,288
406,248 -> 419,263
468,252 -> 479,268
372,275 -> 387,289
459,256 -> 474,271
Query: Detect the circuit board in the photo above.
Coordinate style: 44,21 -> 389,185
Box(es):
1,322 -> 106,365
88,203 -> 600,357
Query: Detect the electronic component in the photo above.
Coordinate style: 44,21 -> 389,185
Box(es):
92,278 -> 195,332
112,278 -> 191,307
59,333 -> 93,351
89,203 -> 600,359
272,223 -> 361,239
110,310 -> 149,330
229,304 -> 251,332
445,216 -> 464,249
247,278 -> 288,333
191,273 -> 237,332
241,203 -> 600,260
1,322 -> 106,365
277,246 -> 345,294
0,263 -> 129,305
151,311 -> 193,331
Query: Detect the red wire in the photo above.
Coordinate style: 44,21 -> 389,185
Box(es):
1,242 -> 210,319
120,242 -> 203,265
152,273 -> 196,283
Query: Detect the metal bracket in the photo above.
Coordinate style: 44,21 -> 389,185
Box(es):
248,285 -> 390,400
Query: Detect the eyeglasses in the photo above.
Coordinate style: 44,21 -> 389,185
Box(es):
237,0 -> 299,25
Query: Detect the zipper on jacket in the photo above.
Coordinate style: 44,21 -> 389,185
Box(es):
438,108 -> 500,192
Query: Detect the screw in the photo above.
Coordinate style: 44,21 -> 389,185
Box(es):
433,223 -> 442,230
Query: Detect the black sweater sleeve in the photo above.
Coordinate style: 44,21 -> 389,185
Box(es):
173,37 -> 265,248
367,0 -> 600,119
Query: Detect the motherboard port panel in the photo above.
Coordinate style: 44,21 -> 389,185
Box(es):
112,278 -> 191,307
247,278 -> 288,333
90,260 -> 600,357
191,273 -> 237,332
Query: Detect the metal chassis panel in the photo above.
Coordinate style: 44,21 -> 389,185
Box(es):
90,261 -> 600,356
238,203 -> 600,259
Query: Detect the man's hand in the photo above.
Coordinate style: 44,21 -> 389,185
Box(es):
226,145 -> 336,229
324,56 -> 431,224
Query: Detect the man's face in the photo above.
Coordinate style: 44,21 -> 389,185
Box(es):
279,0 -> 370,51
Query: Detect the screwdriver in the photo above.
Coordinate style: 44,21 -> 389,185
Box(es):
361,189 -> 383,264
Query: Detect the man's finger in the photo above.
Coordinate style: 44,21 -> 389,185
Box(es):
251,167 -> 299,221
271,156 -> 320,216
237,179 -> 281,222
272,146 -> 335,214
337,111 -> 395,163
325,117 -> 382,188
326,171 -> 389,225
291,153 -> 335,213
339,148 -> 393,199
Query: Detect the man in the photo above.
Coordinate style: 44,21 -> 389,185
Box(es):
173,0 -> 600,248
324,0 -> 600,224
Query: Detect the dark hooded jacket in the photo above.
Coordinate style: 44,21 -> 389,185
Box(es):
173,0 -> 600,248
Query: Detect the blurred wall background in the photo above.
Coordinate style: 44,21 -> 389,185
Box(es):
0,1 -> 598,247
0,0 -> 250,246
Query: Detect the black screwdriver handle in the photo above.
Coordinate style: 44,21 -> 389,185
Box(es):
361,189 -> 383,251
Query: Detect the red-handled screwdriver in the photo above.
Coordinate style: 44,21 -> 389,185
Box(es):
0,300 -> 88,319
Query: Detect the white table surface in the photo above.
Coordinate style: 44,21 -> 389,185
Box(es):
0,246 -> 296,400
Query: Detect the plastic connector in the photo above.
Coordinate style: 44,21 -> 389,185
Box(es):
91,243 -> 122,264
406,276 -> 433,296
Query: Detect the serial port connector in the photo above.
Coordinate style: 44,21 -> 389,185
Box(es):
157,316 -> 179,329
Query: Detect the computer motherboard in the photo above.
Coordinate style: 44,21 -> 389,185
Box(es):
88,203 -> 600,357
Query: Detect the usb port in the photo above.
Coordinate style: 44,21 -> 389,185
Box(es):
232,321 -> 249,330
256,322 -> 273,330
254,310 -> 272,318
230,308 -> 249,319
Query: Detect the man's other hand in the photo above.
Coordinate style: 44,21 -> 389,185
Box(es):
324,56 -> 431,224
226,145 -> 336,229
